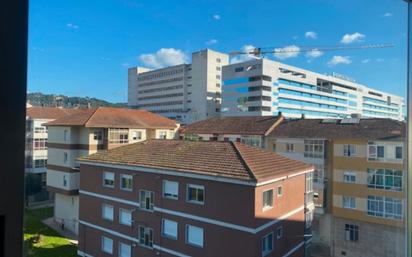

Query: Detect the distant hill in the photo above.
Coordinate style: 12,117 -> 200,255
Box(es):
27,92 -> 127,108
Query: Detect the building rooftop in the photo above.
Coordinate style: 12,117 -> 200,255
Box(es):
79,139 -> 313,183
26,107 -> 83,120
181,115 -> 284,136
45,107 -> 177,129
270,118 -> 405,140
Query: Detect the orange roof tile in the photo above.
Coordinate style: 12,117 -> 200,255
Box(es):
45,107 -> 177,129
79,140 -> 313,183
26,107 -> 83,120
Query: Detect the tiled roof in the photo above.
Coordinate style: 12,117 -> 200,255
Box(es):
45,107 -> 177,129
270,118 -> 405,140
181,115 -> 284,136
79,140 -> 313,183
26,107 -> 82,120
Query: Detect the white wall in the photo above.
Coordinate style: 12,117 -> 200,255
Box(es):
54,194 -> 79,235
47,169 -> 79,191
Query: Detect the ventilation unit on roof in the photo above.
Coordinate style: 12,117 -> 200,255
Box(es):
340,118 -> 360,124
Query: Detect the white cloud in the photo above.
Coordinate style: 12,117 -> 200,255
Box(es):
306,49 -> 323,58
361,59 -> 370,64
305,31 -> 317,39
382,12 -> 393,18
340,32 -> 365,44
292,35 -> 299,40
328,55 -> 352,66
274,45 -> 300,60
212,14 -> 221,20
138,48 -> 189,68
66,23 -> 79,29
205,39 -> 218,45
376,58 -> 385,62
230,44 -> 256,64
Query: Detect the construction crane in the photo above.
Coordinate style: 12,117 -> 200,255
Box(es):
229,44 -> 394,58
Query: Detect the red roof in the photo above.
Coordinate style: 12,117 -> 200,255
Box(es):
80,139 -> 313,183
45,107 -> 177,129
181,115 -> 284,136
26,107 -> 83,120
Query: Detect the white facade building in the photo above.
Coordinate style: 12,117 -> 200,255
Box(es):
128,49 -> 229,124
221,58 -> 404,120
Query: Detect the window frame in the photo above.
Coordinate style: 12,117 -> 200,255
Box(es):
139,190 -> 154,211
186,184 -> 205,205
101,235 -> 113,254
261,232 -> 274,256
118,242 -> 131,257
103,171 -> 115,188
119,208 -> 132,226
102,203 -> 114,221
138,225 -> 154,248
262,189 -> 274,211
163,180 -> 179,200
162,218 -> 178,240
185,224 -> 204,248
120,174 -> 133,192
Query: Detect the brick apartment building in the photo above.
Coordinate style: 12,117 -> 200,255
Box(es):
45,107 -> 179,234
77,140 -> 313,257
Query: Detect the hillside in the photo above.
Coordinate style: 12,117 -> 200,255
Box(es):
27,92 -> 127,108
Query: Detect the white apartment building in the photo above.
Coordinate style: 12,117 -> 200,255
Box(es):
25,107 -> 79,176
221,58 -> 404,121
45,107 -> 179,234
128,49 -> 229,124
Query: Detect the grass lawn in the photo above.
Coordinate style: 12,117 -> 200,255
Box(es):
24,207 -> 78,257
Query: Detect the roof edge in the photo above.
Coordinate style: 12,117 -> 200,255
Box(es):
231,142 -> 258,181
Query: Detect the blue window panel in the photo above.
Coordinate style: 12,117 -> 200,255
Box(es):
278,79 -> 316,90
223,77 -> 249,86
362,103 -> 398,113
349,93 -> 357,99
349,101 -> 357,107
278,97 -> 347,111
278,88 -> 347,104
363,96 -> 387,105
332,90 -> 347,96
278,107 -> 347,118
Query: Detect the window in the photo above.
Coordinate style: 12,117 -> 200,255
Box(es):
345,224 -> 359,242
272,143 -> 276,152
120,174 -> 133,191
241,135 -> 262,147
396,146 -> 402,159
216,74 -> 221,79
368,196 -> 402,220
304,139 -> 324,158
262,189 -> 273,210
64,130 -> 68,142
101,236 -> 113,254
343,144 -> 356,157
162,219 -> 178,239
93,130 -> 102,141
216,66 -> 221,71
187,184 -> 204,204
138,226 -> 153,248
63,152 -> 68,164
343,196 -> 356,209
102,204 -> 114,221
216,58 -> 221,63
159,131 -> 167,139
343,171 -> 356,183
377,146 -> 385,158
108,128 -> 129,144
103,172 -> 115,188
277,186 -> 283,197
216,83 -> 221,88
186,225 -> 204,247
119,208 -> 132,226
286,143 -> 294,152
163,180 -> 179,199
276,226 -> 283,239
367,169 -> 402,191
34,126 -> 46,133
34,158 -> 47,168
118,242 -> 131,257
132,131 -> 142,140
34,138 -> 47,150
139,190 -> 154,211
235,66 -> 244,72
261,232 -> 274,256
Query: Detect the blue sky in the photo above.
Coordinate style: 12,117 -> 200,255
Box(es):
28,0 -> 407,103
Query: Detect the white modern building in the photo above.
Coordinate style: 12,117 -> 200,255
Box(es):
128,49 -> 229,124
221,58 -> 405,121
